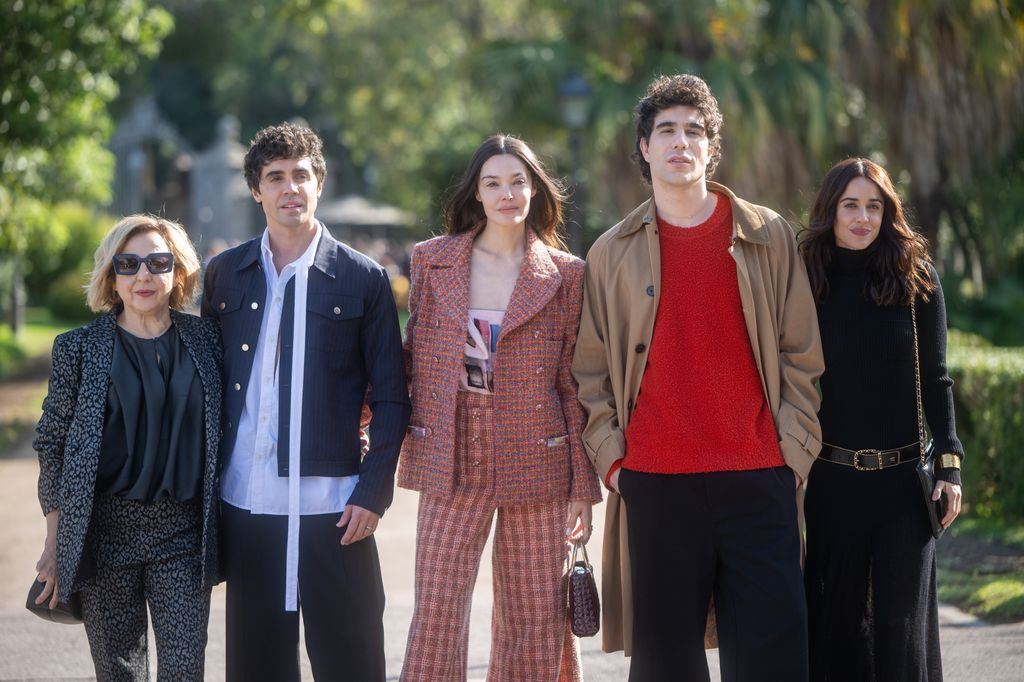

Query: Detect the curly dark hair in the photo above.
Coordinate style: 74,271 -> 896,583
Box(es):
442,134 -> 566,249
634,73 -> 724,183
243,122 -> 327,192
800,158 -> 935,306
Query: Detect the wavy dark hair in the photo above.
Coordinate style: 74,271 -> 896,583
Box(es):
442,134 -> 566,249
800,158 -> 935,306
243,122 -> 327,191
634,73 -> 724,183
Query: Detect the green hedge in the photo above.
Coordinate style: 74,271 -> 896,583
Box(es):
948,336 -> 1024,520
0,325 -> 28,379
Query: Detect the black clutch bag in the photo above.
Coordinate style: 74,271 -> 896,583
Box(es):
567,540 -> 600,637
915,441 -> 947,539
25,578 -> 83,624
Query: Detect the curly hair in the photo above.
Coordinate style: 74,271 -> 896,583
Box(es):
800,158 -> 935,306
87,214 -> 201,312
243,122 -> 327,191
634,73 -> 724,183
442,134 -> 567,249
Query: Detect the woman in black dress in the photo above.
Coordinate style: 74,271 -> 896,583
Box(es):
33,215 -> 222,681
800,158 -> 964,681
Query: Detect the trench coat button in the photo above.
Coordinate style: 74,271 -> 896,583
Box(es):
241,343 -> 249,352
251,301 -> 259,310
334,306 -> 341,315
646,285 -> 655,296
627,398 -> 634,410
219,302 -> 226,310
234,383 -> 241,391
635,343 -> 646,353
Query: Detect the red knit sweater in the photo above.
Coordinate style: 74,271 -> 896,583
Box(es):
619,194 -> 784,477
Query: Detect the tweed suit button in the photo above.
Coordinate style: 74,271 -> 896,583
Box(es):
432,356 -> 439,363
241,343 -> 249,352
535,403 -> 542,410
472,460 -> 481,467
536,367 -> 543,374
534,330 -> 541,338
431,391 -> 437,399
333,306 -> 341,315
251,301 -> 259,310
219,302 -> 226,310
635,343 -> 646,353
434,320 -> 440,328
234,383 -> 241,391
472,436 -> 481,443
472,411 -> 480,418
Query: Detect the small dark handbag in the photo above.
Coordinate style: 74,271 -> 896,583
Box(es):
25,578 -> 83,624
911,302 -> 947,540
568,540 -> 600,637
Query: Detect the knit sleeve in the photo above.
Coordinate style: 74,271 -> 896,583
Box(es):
916,264 -> 964,484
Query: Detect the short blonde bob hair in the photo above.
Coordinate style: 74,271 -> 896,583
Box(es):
86,215 -> 202,312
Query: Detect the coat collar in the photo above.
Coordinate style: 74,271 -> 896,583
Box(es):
616,181 -> 771,245
426,226 -> 563,342
235,221 -> 339,277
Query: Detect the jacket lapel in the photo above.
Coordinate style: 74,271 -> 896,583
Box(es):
428,230 -> 474,324
497,229 -> 561,343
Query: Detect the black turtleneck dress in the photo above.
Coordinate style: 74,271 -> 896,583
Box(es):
804,247 -> 964,682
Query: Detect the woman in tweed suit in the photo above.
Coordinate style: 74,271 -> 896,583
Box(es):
399,134 -> 602,681
32,215 -> 222,681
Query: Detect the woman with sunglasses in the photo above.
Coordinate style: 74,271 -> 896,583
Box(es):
33,215 -> 222,681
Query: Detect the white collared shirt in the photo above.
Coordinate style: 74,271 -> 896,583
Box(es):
220,223 -> 358,515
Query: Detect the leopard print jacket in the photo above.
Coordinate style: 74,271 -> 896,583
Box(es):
34,310 -> 223,598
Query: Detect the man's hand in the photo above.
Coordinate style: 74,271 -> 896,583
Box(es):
609,468 -> 621,493
337,504 -> 381,545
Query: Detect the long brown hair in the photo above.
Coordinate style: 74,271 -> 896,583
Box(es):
800,158 -> 935,306
442,134 -> 566,249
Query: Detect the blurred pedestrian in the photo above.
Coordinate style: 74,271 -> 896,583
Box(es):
800,158 -> 964,681
399,134 -> 601,682
33,214 -> 222,681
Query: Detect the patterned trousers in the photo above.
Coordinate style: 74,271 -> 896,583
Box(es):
401,392 -> 582,682
79,495 -> 209,682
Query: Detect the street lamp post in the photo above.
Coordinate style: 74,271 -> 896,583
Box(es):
559,71 -> 593,257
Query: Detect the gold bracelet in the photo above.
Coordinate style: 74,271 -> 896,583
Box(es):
938,453 -> 962,469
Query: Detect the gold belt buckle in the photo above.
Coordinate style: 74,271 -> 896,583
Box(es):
853,449 -> 883,471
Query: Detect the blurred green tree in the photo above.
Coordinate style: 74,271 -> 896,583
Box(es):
0,0 -> 172,331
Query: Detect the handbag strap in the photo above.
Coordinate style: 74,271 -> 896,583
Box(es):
910,299 -> 927,463
571,539 -> 591,568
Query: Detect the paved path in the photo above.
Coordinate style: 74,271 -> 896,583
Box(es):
2,439 -> 1023,680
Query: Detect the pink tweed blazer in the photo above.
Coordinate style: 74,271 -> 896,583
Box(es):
397,227 -> 601,504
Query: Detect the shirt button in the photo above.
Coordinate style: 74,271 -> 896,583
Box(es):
635,343 -> 646,353
251,302 -> 259,310
219,302 -> 226,310
334,306 -> 341,315
234,383 -> 241,391
241,343 -> 250,352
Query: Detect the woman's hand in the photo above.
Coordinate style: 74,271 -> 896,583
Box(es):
934,480 -> 962,529
35,510 -> 60,608
566,501 -> 594,544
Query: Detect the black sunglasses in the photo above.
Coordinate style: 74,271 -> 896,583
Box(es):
111,252 -> 175,276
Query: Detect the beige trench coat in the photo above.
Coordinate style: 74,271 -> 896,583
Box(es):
571,182 -> 825,654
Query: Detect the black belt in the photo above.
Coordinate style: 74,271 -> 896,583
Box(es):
819,442 -> 921,471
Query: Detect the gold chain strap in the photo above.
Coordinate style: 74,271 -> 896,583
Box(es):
910,298 -> 927,463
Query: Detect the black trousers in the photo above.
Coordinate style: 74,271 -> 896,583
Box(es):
619,467 -> 808,682
222,503 -> 386,682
